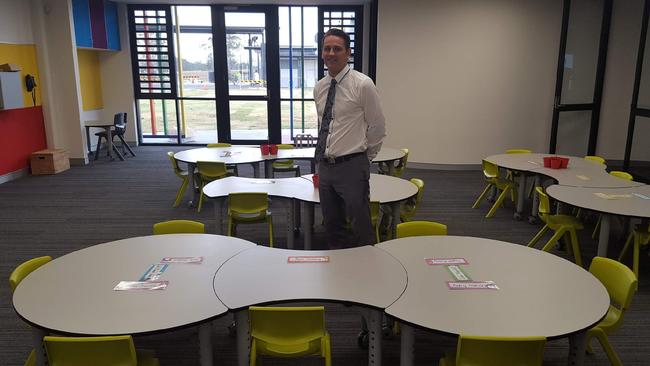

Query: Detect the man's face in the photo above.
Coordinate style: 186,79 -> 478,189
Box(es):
322,35 -> 351,77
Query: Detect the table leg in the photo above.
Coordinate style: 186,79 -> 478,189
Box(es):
85,126 -> 92,157
567,330 -> 587,366
188,163 -> 197,207
514,174 -> 526,220
235,310 -> 250,366
264,160 -> 271,178
388,164 -> 395,176
252,163 -> 260,178
294,200 -> 301,231
597,214 -> 612,257
31,327 -> 46,366
390,202 -> 400,240
368,309 -> 383,366
287,199 -> 294,249
105,127 -> 114,160
400,322 -> 415,366
303,202 -> 314,250
198,322 -> 213,366
214,198 -> 223,235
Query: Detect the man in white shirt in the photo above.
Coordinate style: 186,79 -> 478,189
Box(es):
314,28 -> 386,249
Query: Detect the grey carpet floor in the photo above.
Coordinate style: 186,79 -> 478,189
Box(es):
1,146 -> 649,365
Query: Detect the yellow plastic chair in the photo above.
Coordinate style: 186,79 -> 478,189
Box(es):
585,155 -> 606,165
400,178 -> 424,222
44,335 -> 159,366
397,221 -> 448,238
586,257 -> 638,366
370,201 -> 381,243
472,160 -> 518,219
153,220 -> 205,235
228,192 -> 273,247
439,335 -> 546,366
505,149 -> 532,154
9,256 -> 52,366
167,152 -> 190,208
271,144 -> 300,177
207,143 -> 238,175
378,148 -> 409,177
618,223 -> 650,279
249,306 -> 331,366
528,187 -> 584,267
505,149 -> 532,198
591,171 -> 634,239
196,161 -> 229,212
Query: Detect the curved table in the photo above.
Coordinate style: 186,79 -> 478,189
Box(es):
202,173 -> 419,249
547,184 -> 650,257
214,245 -> 408,366
12,234 -> 256,366
377,236 -> 609,366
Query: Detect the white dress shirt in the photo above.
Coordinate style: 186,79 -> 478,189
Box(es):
314,65 -> 386,161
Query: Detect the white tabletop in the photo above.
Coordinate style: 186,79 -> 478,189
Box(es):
202,174 -> 419,204
213,245 -> 407,310
485,153 -> 606,173
13,234 -> 255,335
374,147 -> 406,163
378,236 -> 609,338
547,185 -> 650,218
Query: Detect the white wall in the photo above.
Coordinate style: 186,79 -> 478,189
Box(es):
0,0 -> 33,44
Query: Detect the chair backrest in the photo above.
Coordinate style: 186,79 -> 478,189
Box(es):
535,186 -> 551,219
228,192 -> 269,214
506,149 -> 532,154
197,161 -> 228,178
113,113 -> 127,136
249,306 -> 326,344
44,335 -> 138,366
482,160 -> 499,179
609,171 -> 633,181
153,220 -> 205,235
584,155 -> 606,165
294,133 -> 315,147
277,144 -> 294,150
9,256 -> 52,292
167,152 -> 183,175
394,148 -> 409,177
454,335 -> 546,366
397,221 -> 447,238
207,143 -> 231,148
589,257 -> 637,310
401,178 -> 424,220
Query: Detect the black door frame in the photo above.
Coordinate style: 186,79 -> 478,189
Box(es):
549,0 -> 612,155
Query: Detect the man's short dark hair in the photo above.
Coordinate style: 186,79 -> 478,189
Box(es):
323,28 -> 350,50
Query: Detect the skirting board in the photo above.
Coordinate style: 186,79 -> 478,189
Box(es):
0,167 -> 29,184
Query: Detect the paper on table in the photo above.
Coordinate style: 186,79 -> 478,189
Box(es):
447,265 -> 471,281
140,264 -> 168,281
425,258 -> 468,265
288,256 -> 330,263
594,193 -> 633,200
160,256 -> 203,264
633,193 -> 650,200
114,280 -> 168,291
447,281 -> 499,290
576,175 -> 591,181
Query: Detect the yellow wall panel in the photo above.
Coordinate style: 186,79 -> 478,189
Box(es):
77,49 -> 103,111
0,43 -> 42,107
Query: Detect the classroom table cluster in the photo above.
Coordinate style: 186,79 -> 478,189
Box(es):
10,146 -> 641,366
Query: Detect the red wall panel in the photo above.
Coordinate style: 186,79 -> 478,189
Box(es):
0,106 -> 47,175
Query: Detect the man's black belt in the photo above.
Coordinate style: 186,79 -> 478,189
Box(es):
320,152 -> 366,164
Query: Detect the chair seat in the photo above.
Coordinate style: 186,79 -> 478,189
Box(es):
231,210 -> 270,222
594,305 -> 622,331
545,215 -> 584,229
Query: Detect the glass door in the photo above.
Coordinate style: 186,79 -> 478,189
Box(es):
212,6 -> 281,144
549,0 -> 612,156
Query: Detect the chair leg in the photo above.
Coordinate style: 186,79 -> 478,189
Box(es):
592,215 -> 602,239
472,184 -> 493,209
633,235 -> 640,279
540,229 -> 566,253
568,228 -> 583,267
117,135 -> 136,157
249,339 -> 257,366
594,329 -> 623,366
618,232 -> 635,267
197,183 -> 205,212
173,178 -> 189,208
486,186 -> 510,218
268,216 -> 274,247
94,135 -> 103,161
227,217 -> 234,237
528,225 -> 550,248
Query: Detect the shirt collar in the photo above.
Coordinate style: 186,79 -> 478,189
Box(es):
328,65 -> 351,84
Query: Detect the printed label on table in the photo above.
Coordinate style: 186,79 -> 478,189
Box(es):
594,193 -> 633,200
113,280 -> 169,291
140,264 -> 168,281
288,256 -> 330,263
446,265 -> 471,281
220,151 -> 232,157
160,256 -> 203,264
576,175 -> 591,181
447,281 -> 499,290
527,161 -> 540,165
633,193 -> 650,200
425,257 -> 468,265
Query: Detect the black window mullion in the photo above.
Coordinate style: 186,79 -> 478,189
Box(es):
212,5 -> 231,143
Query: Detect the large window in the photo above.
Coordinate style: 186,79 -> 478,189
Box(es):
128,4 -> 365,146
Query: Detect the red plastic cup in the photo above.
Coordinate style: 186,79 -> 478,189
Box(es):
559,157 -> 569,169
543,157 -> 552,168
269,144 -> 279,155
312,173 -> 319,188
260,144 -> 270,155
550,157 -> 561,169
